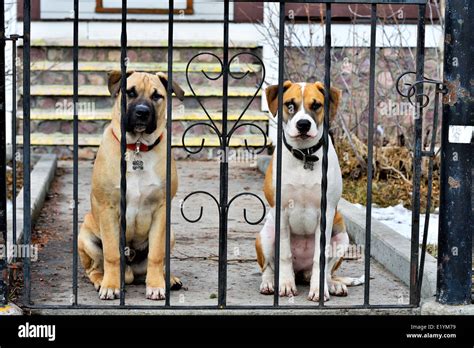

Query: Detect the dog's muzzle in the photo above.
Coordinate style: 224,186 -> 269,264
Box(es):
126,102 -> 157,134
296,119 -> 311,135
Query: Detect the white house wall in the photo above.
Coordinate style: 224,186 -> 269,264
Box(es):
22,21 -> 442,48
40,0 -> 233,21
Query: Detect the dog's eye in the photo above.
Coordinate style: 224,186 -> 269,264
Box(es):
127,89 -> 137,98
152,91 -> 163,101
285,101 -> 296,113
311,101 -> 322,111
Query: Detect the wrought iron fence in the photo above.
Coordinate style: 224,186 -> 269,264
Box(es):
0,0 -> 471,311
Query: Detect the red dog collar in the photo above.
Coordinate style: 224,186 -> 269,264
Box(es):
112,130 -> 163,153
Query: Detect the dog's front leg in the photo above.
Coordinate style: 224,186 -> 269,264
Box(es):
145,204 -> 167,300
99,208 -> 121,300
308,207 -> 335,302
279,209 -> 297,297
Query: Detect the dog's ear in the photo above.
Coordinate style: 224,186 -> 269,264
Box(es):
107,70 -> 134,97
315,82 -> 341,120
265,81 -> 292,116
156,72 -> 185,101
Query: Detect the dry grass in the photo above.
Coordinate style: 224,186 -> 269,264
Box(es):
335,135 -> 440,210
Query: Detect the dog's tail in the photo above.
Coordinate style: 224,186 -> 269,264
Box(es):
330,211 -> 365,287
332,275 -> 365,287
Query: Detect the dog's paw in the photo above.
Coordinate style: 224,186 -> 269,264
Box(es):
94,280 -> 102,292
279,278 -> 297,297
146,287 -> 166,300
170,275 -> 183,291
259,280 -> 274,295
89,272 -> 103,291
308,287 -> 330,302
328,279 -> 348,297
98,282 -> 120,300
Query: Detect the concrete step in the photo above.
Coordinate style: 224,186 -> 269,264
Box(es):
24,84 -> 262,110
24,39 -> 262,64
18,132 -> 269,148
32,66 -> 262,88
22,109 -> 269,121
31,60 -> 262,86
25,95 -> 261,113
25,119 -> 268,138
31,70 -> 262,88
31,61 -> 262,73
28,84 -> 262,98
27,39 -> 260,48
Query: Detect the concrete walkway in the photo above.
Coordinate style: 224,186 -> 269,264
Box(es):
24,159 -> 409,310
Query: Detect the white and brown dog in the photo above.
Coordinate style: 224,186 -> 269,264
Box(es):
256,81 -> 362,302
79,71 -> 185,300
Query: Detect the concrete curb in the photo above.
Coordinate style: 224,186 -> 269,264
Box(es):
338,198 -> 438,299
7,154 -> 57,262
256,155 -> 437,299
421,299 -> 474,315
28,307 -> 419,316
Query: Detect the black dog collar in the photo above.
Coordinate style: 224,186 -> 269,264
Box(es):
282,133 -> 325,170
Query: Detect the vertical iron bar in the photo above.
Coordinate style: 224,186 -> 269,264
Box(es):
165,0 -> 174,307
119,0 -> 128,306
0,0 -> 7,306
437,0 -> 473,305
417,85 -> 440,300
410,4 -> 425,306
273,0 -> 285,307
72,0 -> 79,306
11,38 -> 17,248
22,0 -> 32,305
364,3 -> 377,307
218,0 -> 229,308
318,2 -> 331,307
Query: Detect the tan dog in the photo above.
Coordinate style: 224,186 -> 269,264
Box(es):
79,71 -> 185,300
256,81 -> 363,302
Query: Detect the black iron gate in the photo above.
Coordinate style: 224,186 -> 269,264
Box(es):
0,0 -> 471,311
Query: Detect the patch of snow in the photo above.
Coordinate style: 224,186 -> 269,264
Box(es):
353,203 -> 439,245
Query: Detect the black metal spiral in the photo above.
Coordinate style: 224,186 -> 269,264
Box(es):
180,191 -> 266,226
396,71 -> 447,108
180,191 -> 221,223
226,192 -> 266,225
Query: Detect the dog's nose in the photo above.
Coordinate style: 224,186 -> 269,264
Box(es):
296,119 -> 312,134
135,104 -> 151,119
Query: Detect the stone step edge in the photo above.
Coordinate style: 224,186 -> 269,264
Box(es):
18,133 -> 270,147
24,39 -> 261,49
27,85 -> 263,97
20,110 -> 269,122
31,61 -> 262,73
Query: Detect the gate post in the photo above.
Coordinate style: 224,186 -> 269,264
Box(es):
0,0 -> 8,305
437,0 -> 473,305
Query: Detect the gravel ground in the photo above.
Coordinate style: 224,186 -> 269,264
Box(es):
23,159 -> 409,308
